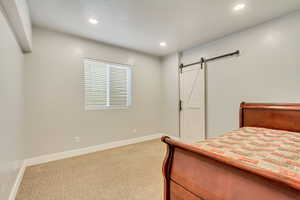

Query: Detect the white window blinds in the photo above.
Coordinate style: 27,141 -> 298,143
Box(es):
84,59 -> 132,110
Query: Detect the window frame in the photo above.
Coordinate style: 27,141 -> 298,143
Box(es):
83,58 -> 132,111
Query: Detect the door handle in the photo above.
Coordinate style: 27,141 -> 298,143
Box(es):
179,100 -> 183,111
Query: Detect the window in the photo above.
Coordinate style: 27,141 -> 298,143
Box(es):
84,59 -> 132,110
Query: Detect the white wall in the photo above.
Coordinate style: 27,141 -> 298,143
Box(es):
0,6 -> 25,200
162,11 -> 300,138
161,54 -> 180,137
25,27 -> 162,158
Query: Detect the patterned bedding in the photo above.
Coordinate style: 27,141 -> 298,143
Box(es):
193,127 -> 300,190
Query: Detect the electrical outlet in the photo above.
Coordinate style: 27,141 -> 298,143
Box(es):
132,129 -> 137,133
74,136 -> 81,143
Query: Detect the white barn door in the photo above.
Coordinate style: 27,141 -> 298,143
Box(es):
180,64 -> 206,142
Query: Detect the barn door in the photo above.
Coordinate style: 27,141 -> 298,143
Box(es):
179,64 -> 206,142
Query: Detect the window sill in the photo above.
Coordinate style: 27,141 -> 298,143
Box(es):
85,106 -> 131,111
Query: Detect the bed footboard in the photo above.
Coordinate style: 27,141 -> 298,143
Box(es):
161,136 -> 299,200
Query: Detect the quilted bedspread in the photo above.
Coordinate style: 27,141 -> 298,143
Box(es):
193,127 -> 300,190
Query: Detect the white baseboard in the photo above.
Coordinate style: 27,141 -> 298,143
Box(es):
168,135 -> 180,140
25,133 -> 163,167
8,161 -> 26,200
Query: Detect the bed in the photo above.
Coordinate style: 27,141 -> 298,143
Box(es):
161,102 -> 300,200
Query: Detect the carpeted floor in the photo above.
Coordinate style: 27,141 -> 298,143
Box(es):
17,139 -> 165,200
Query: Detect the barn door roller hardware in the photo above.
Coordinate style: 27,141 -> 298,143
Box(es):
179,50 -> 240,70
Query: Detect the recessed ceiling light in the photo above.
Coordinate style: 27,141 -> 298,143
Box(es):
89,18 -> 99,24
160,42 -> 167,47
233,4 -> 245,11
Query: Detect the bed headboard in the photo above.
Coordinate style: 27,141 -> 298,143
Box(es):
240,102 -> 300,132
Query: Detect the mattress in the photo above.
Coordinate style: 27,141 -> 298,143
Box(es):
193,127 -> 300,190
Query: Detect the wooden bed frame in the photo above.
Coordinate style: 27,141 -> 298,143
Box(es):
162,102 -> 300,200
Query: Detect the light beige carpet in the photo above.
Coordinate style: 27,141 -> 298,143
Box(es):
17,139 -> 165,200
